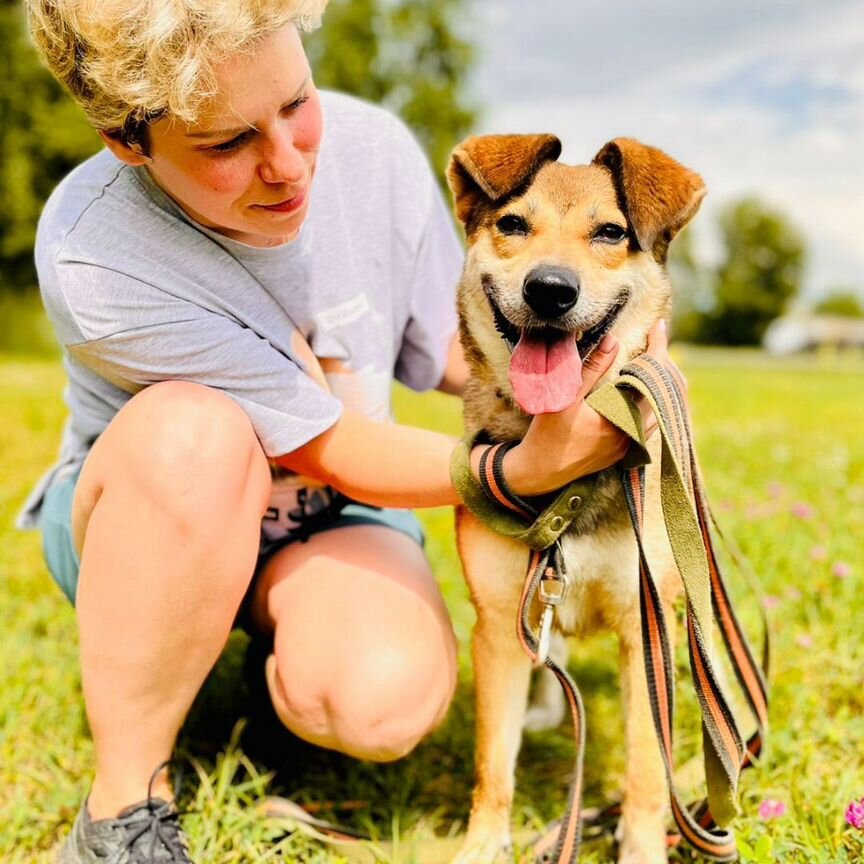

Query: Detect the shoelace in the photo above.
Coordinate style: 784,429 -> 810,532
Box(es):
117,761 -> 189,863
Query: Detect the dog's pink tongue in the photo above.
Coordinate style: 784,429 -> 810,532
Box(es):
509,331 -> 583,414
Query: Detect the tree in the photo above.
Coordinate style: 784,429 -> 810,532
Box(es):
1,0 -> 476,292
668,225 -> 713,342
305,0 -> 476,177
0,1 -> 100,292
812,290 -> 864,319
700,198 -> 806,346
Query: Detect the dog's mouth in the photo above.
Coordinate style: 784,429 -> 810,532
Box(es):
485,284 -> 630,415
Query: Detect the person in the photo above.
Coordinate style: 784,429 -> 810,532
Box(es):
20,1 -> 666,861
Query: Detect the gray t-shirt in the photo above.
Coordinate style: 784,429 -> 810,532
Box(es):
19,91 -> 462,529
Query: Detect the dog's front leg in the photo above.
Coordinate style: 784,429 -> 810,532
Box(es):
617,610 -> 671,864
459,603 -> 533,862
455,512 -> 534,864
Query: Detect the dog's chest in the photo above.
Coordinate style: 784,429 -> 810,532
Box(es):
550,449 -> 676,637
552,525 -> 641,636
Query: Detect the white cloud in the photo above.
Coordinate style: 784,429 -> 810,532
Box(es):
470,0 -> 864,299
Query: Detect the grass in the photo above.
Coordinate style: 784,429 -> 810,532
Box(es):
1,346 -> 863,863
0,292 -> 62,358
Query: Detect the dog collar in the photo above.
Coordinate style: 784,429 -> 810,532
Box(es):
450,387 -> 650,552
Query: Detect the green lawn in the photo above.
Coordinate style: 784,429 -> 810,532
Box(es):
1,348 -> 863,863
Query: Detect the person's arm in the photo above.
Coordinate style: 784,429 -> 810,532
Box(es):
276,326 -> 671,507
435,331 -> 470,397
275,410 -> 459,507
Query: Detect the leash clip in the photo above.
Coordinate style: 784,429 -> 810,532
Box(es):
537,563 -> 567,664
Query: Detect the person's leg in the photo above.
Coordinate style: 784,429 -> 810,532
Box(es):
70,381 -> 271,818
248,523 -> 458,761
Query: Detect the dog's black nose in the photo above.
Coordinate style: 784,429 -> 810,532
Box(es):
522,267 -> 580,320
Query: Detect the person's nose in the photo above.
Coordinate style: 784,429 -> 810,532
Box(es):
259,125 -> 306,185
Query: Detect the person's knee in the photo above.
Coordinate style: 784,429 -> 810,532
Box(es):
269,627 -> 457,762
104,381 -> 270,516
125,380 -> 261,470
333,640 -> 457,761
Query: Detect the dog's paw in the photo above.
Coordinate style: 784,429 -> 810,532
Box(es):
616,817 -> 668,864
452,827 -> 512,864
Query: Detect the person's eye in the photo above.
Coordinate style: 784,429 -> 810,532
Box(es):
209,130 -> 254,153
283,94 -> 309,114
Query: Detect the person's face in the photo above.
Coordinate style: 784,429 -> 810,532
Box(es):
118,25 -> 323,247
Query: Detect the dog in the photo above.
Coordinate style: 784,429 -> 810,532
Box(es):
447,135 -> 706,864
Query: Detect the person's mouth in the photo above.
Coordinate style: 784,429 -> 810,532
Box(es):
255,187 -> 307,213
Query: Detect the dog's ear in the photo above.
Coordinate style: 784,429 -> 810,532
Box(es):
593,138 -> 706,261
447,134 -> 562,230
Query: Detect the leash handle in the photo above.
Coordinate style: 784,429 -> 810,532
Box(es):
624,467 -> 739,861
616,356 -> 769,860
615,359 -> 744,816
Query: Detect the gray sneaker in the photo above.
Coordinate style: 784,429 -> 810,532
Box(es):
58,797 -> 192,863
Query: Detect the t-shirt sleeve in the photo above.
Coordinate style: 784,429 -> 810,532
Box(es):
55,265 -> 342,457
391,138 -> 464,392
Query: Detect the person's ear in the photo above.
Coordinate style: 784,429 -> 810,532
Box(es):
98,130 -> 153,166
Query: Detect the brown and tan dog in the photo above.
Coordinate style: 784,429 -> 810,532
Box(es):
447,135 -> 705,864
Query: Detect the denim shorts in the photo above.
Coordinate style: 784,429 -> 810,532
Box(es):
40,467 -> 425,610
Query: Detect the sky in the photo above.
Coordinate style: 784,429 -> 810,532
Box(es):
467,0 -> 864,304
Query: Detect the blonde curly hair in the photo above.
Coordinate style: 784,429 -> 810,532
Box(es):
26,0 -> 328,145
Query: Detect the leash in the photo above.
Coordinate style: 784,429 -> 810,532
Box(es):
458,353 -> 769,863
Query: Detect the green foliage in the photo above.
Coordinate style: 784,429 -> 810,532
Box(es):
305,0 -> 476,177
0,2 -> 101,292
812,290 -> 864,319
700,198 -> 806,346
4,349 -> 864,862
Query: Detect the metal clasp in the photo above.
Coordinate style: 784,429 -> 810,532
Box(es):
537,554 -> 567,664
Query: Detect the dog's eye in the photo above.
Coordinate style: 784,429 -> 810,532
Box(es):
595,223 -> 627,243
496,214 -> 530,236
